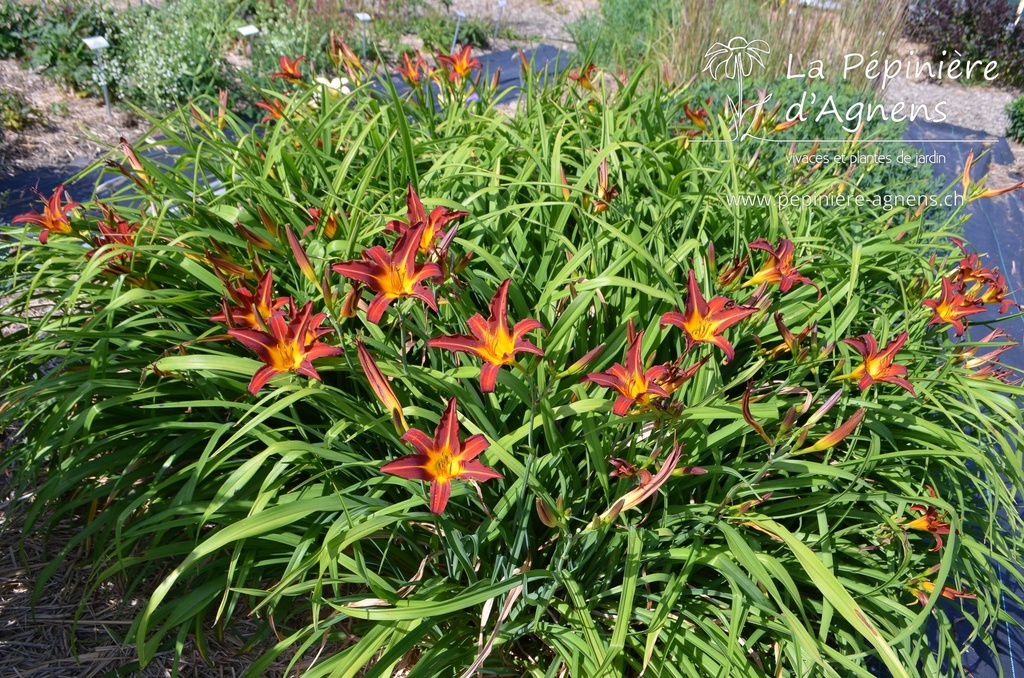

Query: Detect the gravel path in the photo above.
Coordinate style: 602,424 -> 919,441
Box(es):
879,41 -> 1024,181
433,0 -> 596,48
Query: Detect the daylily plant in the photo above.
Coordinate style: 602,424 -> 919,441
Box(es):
381,397 -> 502,513
332,224 -> 443,323
228,300 -> 342,394
661,270 -> 757,363
12,185 -> 80,244
429,279 -> 545,392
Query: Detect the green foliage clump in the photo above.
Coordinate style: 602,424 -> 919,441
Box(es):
0,0 -> 36,59
568,0 -> 672,69
250,0 -> 325,77
102,0 -> 235,110
2,59 -> 1024,678
413,12 -> 491,53
25,0 -> 121,93
1007,95 -> 1024,144
0,89 -> 37,131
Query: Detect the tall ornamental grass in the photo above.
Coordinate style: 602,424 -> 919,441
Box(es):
2,53 -> 1024,677
573,0 -> 908,87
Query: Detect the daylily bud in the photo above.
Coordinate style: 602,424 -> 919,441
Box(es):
235,222 -> 273,250
536,497 -> 559,527
340,284 -> 362,318
356,340 -> 408,433
454,250 -> 474,274
558,343 -> 605,377
778,406 -> 797,435
286,225 -> 321,290
805,391 -> 843,427
796,408 -> 866,454
742,384 -> 773,445
257,206 -> 280,239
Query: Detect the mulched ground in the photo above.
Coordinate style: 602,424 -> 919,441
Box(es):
0,465 -> 339,677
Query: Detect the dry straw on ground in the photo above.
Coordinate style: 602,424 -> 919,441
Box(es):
0,465 -> 337,677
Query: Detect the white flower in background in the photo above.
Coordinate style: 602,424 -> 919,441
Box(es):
310,76 -> 352,109
316,76 -> 351,96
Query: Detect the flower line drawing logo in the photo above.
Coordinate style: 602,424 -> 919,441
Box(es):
693,36 -> 771,143
703,37 -> 770,80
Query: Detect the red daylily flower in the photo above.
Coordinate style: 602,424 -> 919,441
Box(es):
904,506 -> 951,552
87,205 -> 139,274
569,62 -> 597,91
271,55 -> 306,83
429,279 -> 545,392
743,238 -> 819,295
683,103 -> 709,131
655,354 -> 709,397
303,207 -> 339,239
581,330 -> 669,416
923,277 -> 985,336
839,332 -> 915,395
255,99 -> 285,123
970,270 -> 1020,314
911,580 -> 976,606
436,45 -> 480,82
332,224 -> 443,324
12,185 -> 80,244
380,397 -> 502,514
661,269 -> 757,363
228,300 -> 342,394
211,268 -> 289,330
385,183 -> 469,256
954,250 -> 998,287
908,566 -> 976,607
395,52 -> 429,86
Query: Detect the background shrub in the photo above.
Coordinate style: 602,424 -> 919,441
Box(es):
25,0 -> 121,93
570,0 -> 908,87
412,12 -> 491,53
0,89 -> 37,131
0,0 -> 37,59
905,0 -> 1024,88
102,0 -> 235,110
1007,94 -> 1024,143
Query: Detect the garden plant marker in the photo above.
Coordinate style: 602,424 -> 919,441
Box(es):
82,36 -> 111,119
237,25 -> 259,58
494,0 -> 506,39
451,11 -> 466,53
355,13 -> 371,60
